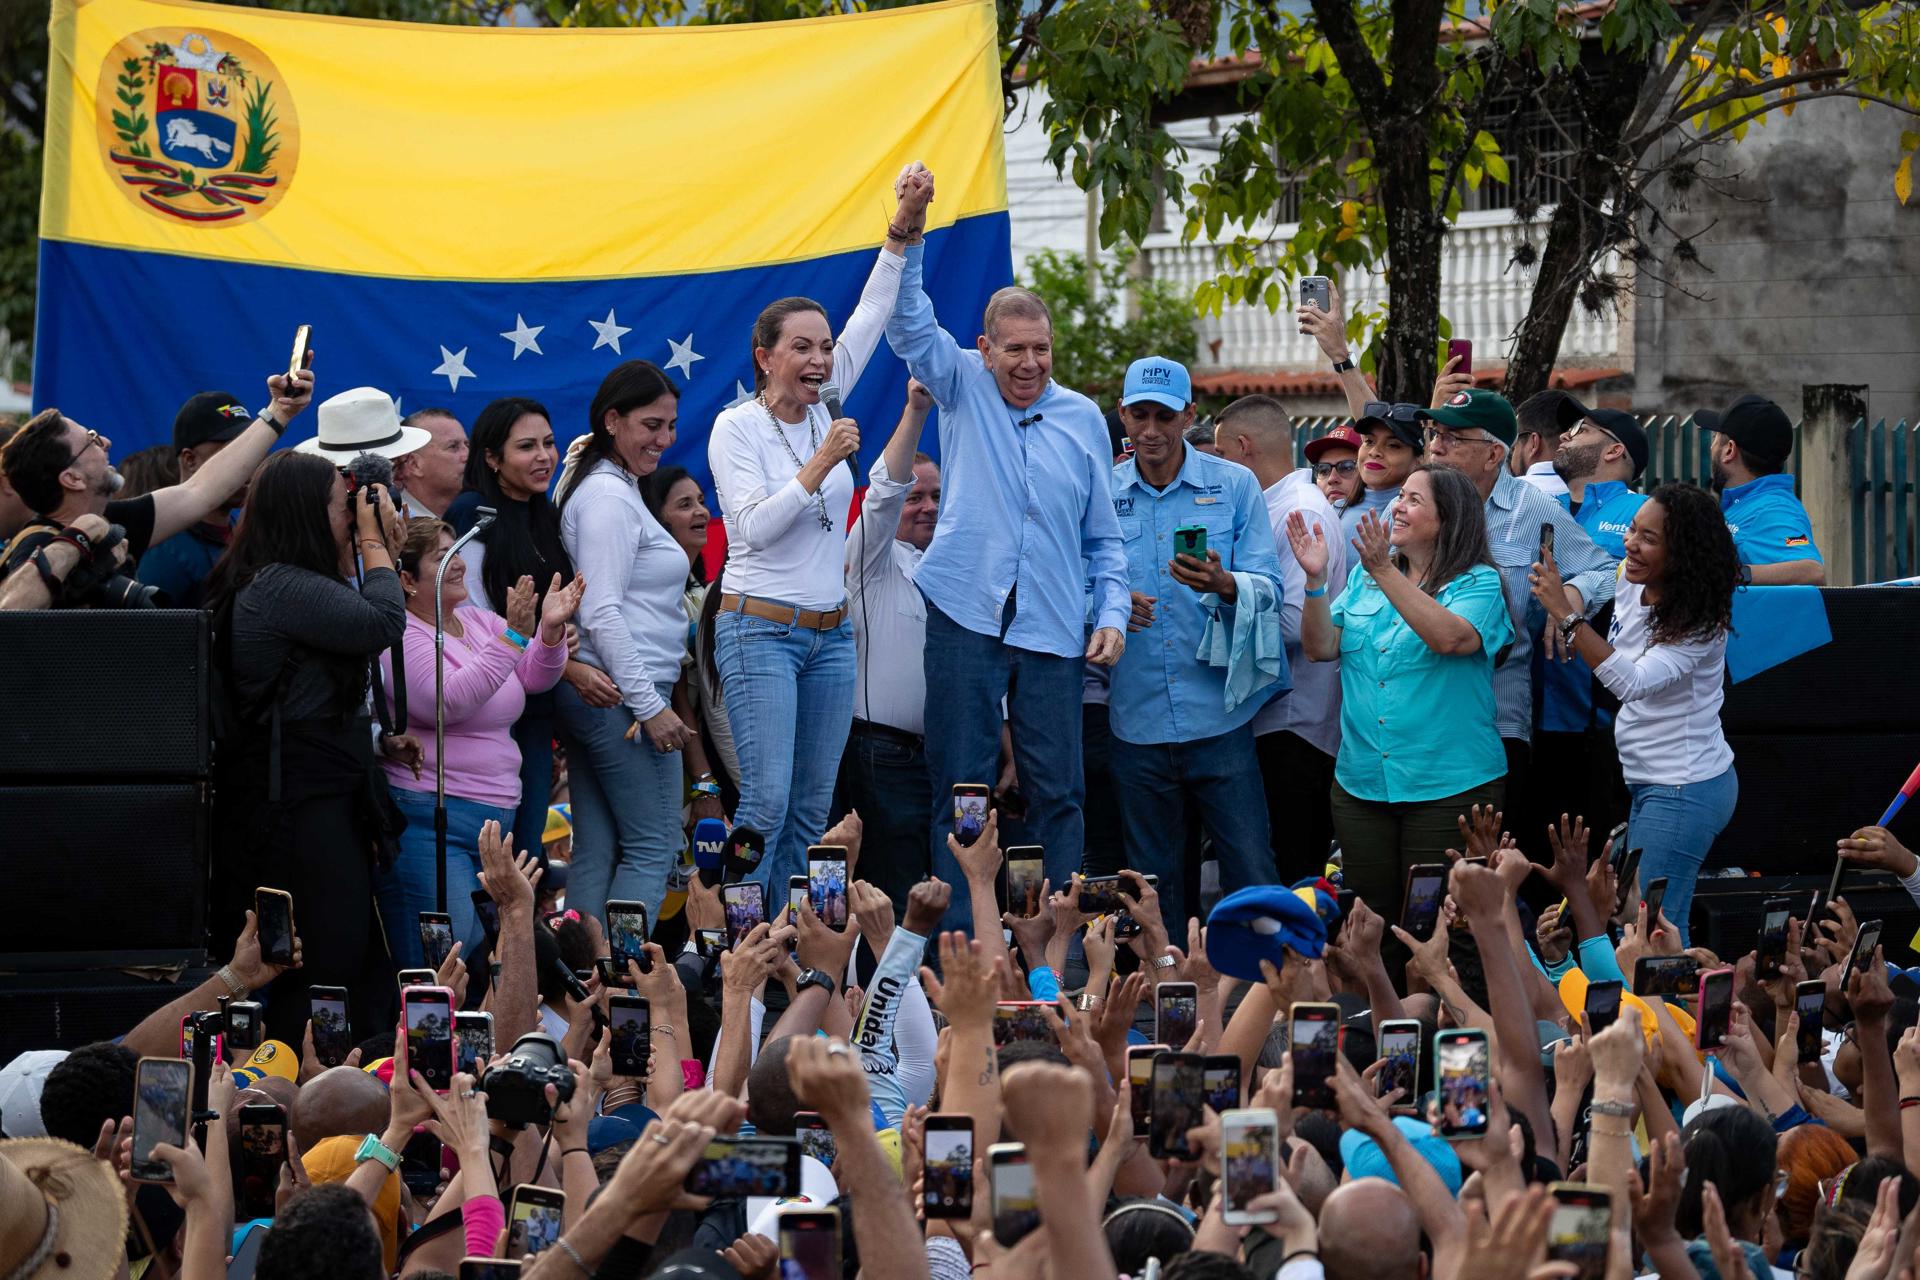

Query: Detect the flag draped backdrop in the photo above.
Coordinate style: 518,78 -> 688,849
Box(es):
35,0 -> 1012,496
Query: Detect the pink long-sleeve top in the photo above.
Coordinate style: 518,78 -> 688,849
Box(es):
380,604 -> 567,808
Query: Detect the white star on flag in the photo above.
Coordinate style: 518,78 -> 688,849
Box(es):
433,345 -> 474,393
589,309 -> 631,355
726,379 -> 754,409
665,334 -> 704,378
500,314 -> 544,360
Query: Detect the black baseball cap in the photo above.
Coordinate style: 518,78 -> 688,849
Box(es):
1356,400 -> 1426,451
172,391 -> 254,452
1558,397 -> 1649,479
1696,393 -> 1792,468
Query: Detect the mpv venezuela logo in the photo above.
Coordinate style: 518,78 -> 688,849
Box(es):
96,30 -> 300,224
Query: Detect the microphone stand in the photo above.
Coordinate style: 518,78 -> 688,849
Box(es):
435,507 -> 496,912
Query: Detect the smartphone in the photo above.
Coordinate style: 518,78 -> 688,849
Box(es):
606,900 -> 651,976
288,324 -> 312,377
684,1136 -> 802,1198
1434,1029 -> 1491,1140
1401,864 -> 1449,939
794,1110 -> 838,1169
1378,1018 -> 1422,1107
1756,897 -> 1795,977
807,847 -> 849,930
1202,1054 -> 1242,1114
923,1115 -> 975,1218
402,984 -> 455,1091
418,911 -> 455,970
1584,979 -> 1624,1034
1633,954 -> 1701,1000
130,1057 -> 193,1182
1334,889 -> 1356,937
1289,1002 -> 1342,1110
608,994 -> 651,1078
694,928 -> 729,959
723,826 -> 767,882
952,783 -> 991,847
1796,980 -> 1826,1062
1078,874 -> 1128,915
460,1262 -> 522,1280
722,882 -> 766,948
1642,874 -> 1668,929
454,1010 -> 494,1077
177,1015 -> 223,1076
1221,1108 -> 1281,1226
235,1101 -> 286,1219
1547,1183 -> 1611,1280
398,967 -> 437,988
1538,521 -> 1556,565
400,1130 -> 442,1198
993,1001 -> 1056,1047
1155,982 -> 1199,1049
1614,848 -> 1644,916
777,1206 -> 841,1280
225,1000 -> 264,1053
1127,1045 -> 1166,1137
504,1184 -> 566,1260
1005,846 -> 1045,914
1696,968 -> 1735,1050
309,985 -> 351,1068
471,889 -> 499,942
1843,920 -> 1885,994
1299,275 -> 1332,313
1149,1052 -> 1205,1159
786,876 -> 810,940
1822,858 -> 1849,921
1447,337 -> 1473,375
1173,524 -> 1208,561
988,1143 -> 1039,1247
255,887 -> 296,967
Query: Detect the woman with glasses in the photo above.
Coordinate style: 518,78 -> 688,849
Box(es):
1529,482 -> 1739,945
1287,464 -> 1513,949
1305,424 -> 1363,509
1340,402 -> 1423,539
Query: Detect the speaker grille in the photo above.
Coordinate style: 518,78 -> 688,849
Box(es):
0,968 -> 218,1061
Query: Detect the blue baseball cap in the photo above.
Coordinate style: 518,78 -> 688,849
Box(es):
1121,356 -> 1193,410
1205,885 -> 1328,983
1338,1116 -> 1464,1195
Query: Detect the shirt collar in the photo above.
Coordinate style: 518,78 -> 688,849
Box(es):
1489,468 -> 1525,511
1719,471 -> 1795,511
1119,440 -> 1209,495
1586,479 -> 1630,507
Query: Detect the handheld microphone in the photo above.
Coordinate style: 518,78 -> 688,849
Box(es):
692,817 -> 728,888
724,825 -> 767,885
821,381 -> 859,483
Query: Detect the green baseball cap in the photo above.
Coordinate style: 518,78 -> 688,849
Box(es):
1417,388 -> 1518,446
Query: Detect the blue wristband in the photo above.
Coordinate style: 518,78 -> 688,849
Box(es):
1303,584 -> 1328,599
501,627 -> 530,651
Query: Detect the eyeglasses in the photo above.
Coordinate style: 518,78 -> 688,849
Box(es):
1313,460 -> 1358,478
64,429 -> 104,470
1422,427 -> 1498,450
1564,419 -> 1620,446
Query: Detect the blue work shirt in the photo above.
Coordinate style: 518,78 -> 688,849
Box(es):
1484,470 -> 1617,742
1330,562 -> 1514,803
1539,481 -> 1648,733
886,244 -> 1129,657
138,520 -> 230,607
1108,444 -> 1286,745
1340,484 -> 1399,540
1720,472 -> 1821,567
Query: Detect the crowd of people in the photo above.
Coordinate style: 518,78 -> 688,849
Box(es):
5,160 -> 1910,1280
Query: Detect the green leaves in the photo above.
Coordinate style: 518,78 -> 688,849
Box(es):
1020,246 -> 1197,400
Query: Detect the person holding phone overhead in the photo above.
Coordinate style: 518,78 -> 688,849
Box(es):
707,168 -> 932,897
1288,465 -> 1513,954
1530,482 -> 1739,945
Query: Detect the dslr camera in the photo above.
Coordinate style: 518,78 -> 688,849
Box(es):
480,1032 -> 575,1129
53,523 -> 161,608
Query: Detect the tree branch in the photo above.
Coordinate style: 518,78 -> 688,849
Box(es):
1621,0 -> 1730,143
1306,0 -> 1391,124
1638,65 -> 1857,148
1664,87 -> 1920,164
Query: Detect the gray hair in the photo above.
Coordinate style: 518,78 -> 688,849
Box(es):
983,287 -> 1052,343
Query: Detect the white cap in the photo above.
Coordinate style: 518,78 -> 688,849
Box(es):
744,1153 -> 839,1236
0,1050 -> 68,1138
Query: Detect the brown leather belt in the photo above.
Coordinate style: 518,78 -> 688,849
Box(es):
720,592 -> 848,631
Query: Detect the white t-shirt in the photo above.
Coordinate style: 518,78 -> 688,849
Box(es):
1595,576 -> 1734,785
1253,466 -> 1347,756
709,248 -> 904,608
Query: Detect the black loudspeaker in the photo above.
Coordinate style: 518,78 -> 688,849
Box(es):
0,609 -> 209,778
1722,588 -> 1920,735
0,967 -> 217,1063
1690,872 -> 1920,970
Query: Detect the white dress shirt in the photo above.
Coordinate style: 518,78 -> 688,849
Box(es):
1523,459 -> 1570,500
709,248 -> 903,609
559,460 -> 689,721
846,454 -> 927,735
1595,576 -> 1735,785
1253,467 -> 1347,757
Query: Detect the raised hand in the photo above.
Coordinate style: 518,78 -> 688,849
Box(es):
539,572 -> 586,640
920,932 -> 1003,1029
1353,509 -> 1392,572
504,574 -> 537,636
1284,510 -> 1331,583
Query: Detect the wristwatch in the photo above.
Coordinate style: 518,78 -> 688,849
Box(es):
1331,357 -> 1355,373
354,1133 -> 400,1171
1076,991 -> 1106,1012
1152,954 -> 1179,970
794,968 -> 836,997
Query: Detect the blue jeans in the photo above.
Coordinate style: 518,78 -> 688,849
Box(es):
376,787 -> 512,969
922,598 -> 1086,933
1628,765 -> 1738,946
712,609 -> 856,895
555,681 -> 685,925
511,691 -> 556,866
1109,723 -> 1275,931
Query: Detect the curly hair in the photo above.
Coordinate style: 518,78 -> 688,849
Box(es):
1643,483 -> 1739,646
37,1041 -> 137,1147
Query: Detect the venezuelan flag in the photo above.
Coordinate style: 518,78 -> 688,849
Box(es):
36,0 -> 1012,491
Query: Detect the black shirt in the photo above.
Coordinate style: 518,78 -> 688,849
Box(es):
1,493 -> 159,578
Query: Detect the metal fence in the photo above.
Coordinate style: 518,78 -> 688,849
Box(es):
1290,414 -> 1920,585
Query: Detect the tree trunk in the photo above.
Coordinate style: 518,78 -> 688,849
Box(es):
1376,118 -> 1445,402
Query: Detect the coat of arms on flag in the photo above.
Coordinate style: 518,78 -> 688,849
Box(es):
95,28 -> 300,224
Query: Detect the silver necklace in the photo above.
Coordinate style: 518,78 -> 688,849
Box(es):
760,392 -> 833,531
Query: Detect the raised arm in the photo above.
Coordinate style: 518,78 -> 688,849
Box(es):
884,242 -> 967,408
1286,510 -> 1344,661
1451,863 -> 1559,1167
1294,280 -> 1373,419
827,171 -> 926,395
848,385 -> 930,584
1359,517 -> 1489,657
150,366 -> 313,545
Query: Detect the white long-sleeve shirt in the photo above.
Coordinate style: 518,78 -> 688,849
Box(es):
559,460 -> 689,721
1253,467 -> 1346,756
1595,577 -> 1734,785
709,248 -> 904,608
846,453 -> 927,734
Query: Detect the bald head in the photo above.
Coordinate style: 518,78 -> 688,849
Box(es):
1321,1178 -> 1423,1280
1215,394 -> 1296,487
292,1066 -> 389,1150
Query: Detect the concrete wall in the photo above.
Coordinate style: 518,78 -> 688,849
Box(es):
1627,97 -> 1920,424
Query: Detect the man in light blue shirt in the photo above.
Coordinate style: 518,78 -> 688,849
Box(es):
1108,357 -> 1286,928
886,243 -> 1130,926
1701,393 -> 1825,585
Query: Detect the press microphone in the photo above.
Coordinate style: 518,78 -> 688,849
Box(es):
821,381 -> 859,483
692,817 -> 728,888
343,450 -> 396,502
470,505 -> 497,533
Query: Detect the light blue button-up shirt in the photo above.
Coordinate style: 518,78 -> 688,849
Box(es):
885,245 -> 1129,657
1721,472 -> 1821,566
1330,562 -> 1514,803
1107,444 -> 1286,745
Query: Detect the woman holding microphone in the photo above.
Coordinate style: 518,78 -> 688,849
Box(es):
708,166 -> 932,891
1287,465 -> 1514,934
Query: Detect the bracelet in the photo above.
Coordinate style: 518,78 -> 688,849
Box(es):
501,627 -> 530,651
1281,1250 -> 1320,1267
1303,583 -> 1328,599
257,411 -> 286,437
651,1023 -> 679,1039
887,221 -> 913,241
554,1238 -> 592,1276
1900,1097 -> 1920,1110
216,964 -> 248,999
1589,1099 -> 1635,1118
690,779 -> 721,797
561,1146 -> 589,1158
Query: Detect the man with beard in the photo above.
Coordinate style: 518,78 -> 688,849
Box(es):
0,363 -> 312,607
1511,389 -> 1580,497
137,391 -> 262,607
1699,393 -> 1824,585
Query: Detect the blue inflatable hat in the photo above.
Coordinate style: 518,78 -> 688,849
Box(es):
1205,885 -> 1329,983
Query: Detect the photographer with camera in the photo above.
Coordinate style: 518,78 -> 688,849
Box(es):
0,361 -> 314,609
